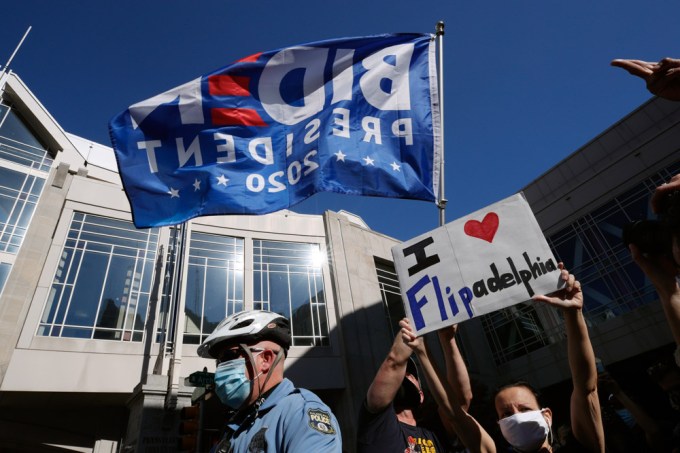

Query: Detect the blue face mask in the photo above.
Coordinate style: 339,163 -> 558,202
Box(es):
214,358 -> 252,409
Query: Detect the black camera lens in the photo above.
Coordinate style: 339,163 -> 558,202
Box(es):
622,220 -> 672,255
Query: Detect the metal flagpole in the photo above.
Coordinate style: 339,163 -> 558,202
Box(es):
0,26 -> 32,89
436,21 -> 447,227
165,222 -> 189,410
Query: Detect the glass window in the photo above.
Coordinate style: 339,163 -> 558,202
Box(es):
0,165 -> 44,254
183,231 -> 244,345
543,161 -> 680,327
37,213 -> 159,342
481,303 -> 549,364
0,104 -> 52,171
0,261 -> 10,296
253,240 -> 329,346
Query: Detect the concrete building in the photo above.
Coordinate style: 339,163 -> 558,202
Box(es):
0,69 -> 678,452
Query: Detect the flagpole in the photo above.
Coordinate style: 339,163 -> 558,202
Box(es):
0,26 -> 31,90
436,21 -> 446,227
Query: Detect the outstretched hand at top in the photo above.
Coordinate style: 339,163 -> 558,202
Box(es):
611,57 -> 680,101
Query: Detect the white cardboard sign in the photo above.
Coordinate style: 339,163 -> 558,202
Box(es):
391,193 -> 564,336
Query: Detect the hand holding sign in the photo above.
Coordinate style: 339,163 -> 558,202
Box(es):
399,318 -> 425,356
532,263 -> 583,311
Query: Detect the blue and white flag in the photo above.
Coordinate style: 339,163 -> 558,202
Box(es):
110,33 -> 441,228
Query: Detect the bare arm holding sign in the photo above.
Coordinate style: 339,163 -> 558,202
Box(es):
365,326 -> 414,414
532,264 -> 605,453
402,265 -> 604,453
399,319 -> 496,453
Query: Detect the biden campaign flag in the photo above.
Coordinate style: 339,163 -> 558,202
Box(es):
110,34 -> 441,228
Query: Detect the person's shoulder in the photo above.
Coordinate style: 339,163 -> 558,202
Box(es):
278,382 -> 339,435
296,387 -> 337,422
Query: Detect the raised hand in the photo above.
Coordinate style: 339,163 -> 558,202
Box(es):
532,263 -> 583,311
612,57 -> 680,101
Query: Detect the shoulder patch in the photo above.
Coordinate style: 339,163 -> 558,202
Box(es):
307,408 -> 336,435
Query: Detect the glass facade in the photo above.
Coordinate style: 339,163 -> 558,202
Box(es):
253,240 -> 329,346
0,102 -> 51,296
0,262 -> 10,294
481,303 -> 549,364
37,220 -> 332,348
548,161 -> 680,325
0,166 -> 45,254
482,160 -> 680,364
38,213 -> 159,341
0,104 -> 52,172
184,231 -> 244,345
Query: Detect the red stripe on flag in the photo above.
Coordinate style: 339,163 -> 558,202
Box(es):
237,52 -> 262,63
208,75 -> 250,97
211,108 -> 267,127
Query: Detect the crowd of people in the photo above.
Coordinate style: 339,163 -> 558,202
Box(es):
195,58 -> 680,452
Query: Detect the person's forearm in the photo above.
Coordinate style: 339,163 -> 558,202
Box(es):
366,337 -> 411,412
437,328 -> 472,410
414,347 -> 453,413
564,308 -> 605,453
564,308 -> 597,393
414,346 -> 496,453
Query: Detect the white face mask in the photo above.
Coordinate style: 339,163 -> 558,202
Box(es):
498,409 -> 550,452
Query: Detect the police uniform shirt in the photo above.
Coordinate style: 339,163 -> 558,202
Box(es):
217,378 -> 341,453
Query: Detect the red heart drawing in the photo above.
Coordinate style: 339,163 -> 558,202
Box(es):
464,212 -> 499,243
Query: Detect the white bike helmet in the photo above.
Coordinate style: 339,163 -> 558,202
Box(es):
198,310 -> 291,359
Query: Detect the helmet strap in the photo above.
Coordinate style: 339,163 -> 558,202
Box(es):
239,344 -> 284,400
238,343 -> 285,418
257,347 -> 285,395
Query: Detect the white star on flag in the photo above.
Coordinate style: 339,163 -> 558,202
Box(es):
216,174 -> 229,186
193,179 -> 201,191
168,188 -> 180,198
391,162 -> 401,171
334,150 -> 346,162
363,156 -> 375,166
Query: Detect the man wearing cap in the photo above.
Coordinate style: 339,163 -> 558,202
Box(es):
357,320 -> 469,452
198,310 -> 341,452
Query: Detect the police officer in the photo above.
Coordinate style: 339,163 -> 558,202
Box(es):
198,310 -> 341,452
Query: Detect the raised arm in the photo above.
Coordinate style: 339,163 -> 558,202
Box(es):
632,175 -> 680,364
630,243 -> 680,348
533,264 -> 605,453
365,325 -> 413,413
400,319 -> 496,453
437,325 -> 472,412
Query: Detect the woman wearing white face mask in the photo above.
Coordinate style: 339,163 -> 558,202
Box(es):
493,383 -> 554,452
400,264 -> 605,453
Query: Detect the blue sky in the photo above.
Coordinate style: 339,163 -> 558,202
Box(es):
2,1 -> 679,241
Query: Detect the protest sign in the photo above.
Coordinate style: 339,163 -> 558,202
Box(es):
391,193 -> 564,336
